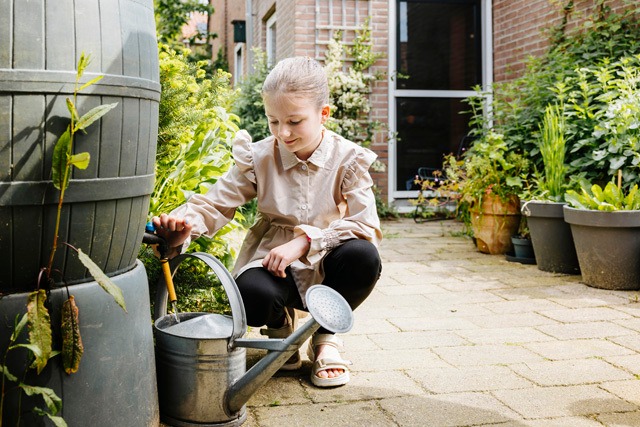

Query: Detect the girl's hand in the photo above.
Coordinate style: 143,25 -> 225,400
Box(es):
262,235 -> 310,278
151,213 -> 192,250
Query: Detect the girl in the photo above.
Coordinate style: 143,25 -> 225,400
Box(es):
153,56 -> 382,388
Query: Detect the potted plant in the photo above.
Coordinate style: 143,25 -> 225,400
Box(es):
521,104 -> 580,273
564,177 -> 640,290
445,128 -> 529,255
508,217 -> 536,264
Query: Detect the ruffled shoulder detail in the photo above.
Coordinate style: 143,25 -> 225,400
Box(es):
342,146 -> 377,189
232,130 -> 256,184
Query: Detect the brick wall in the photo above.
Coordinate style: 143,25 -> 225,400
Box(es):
493,0 -> 631,82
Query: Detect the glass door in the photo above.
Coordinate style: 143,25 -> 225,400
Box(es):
390,0 -> 490,198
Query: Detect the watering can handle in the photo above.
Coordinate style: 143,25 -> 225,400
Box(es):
155,252 -> 247,343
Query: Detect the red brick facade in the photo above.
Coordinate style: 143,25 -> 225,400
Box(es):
492,0 -> 630,82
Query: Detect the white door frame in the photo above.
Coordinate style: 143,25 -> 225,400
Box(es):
387,0 -> 493,203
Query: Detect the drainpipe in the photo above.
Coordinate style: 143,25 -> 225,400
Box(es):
245,0 -> 253,73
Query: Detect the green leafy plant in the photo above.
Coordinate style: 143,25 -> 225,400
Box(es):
533,103 -> 570,201
565,178 -> 640,211
1,314 -> 65,427
324,19 -> 385,149
482,1 -> 640,186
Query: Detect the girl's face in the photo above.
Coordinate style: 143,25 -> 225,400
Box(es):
264,92 -> 330,161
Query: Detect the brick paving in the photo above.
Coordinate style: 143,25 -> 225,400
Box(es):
243,218 -> 640,426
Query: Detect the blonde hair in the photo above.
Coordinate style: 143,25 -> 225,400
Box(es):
262,56 -> 329,108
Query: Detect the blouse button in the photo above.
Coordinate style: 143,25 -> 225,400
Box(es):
301,204 -> 308,210
301,164 -> 308,171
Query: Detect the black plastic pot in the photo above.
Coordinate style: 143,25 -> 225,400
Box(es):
522,201 -> 580,274
564,206 -> 640,290
0,0 -> 160,293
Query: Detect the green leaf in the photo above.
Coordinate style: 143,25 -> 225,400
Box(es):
21,384 -> 63,415
66,98 -> 80,123
74,103 -> 118,132
52,128 -> 72,190
61,295 -> 84,375
76,249 -> 127,312
45,414 -> 69,427
0,365 -> 18,383
11,343 -> 43,358
27,290 -> 52,374
11,313 -> 29,342
79,75 -> 104,92
69,152 -> 90,170
76,52 -> 90,79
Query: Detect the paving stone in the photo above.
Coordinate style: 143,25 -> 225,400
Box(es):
538,307 -> 633,323
481,298 -> 566,314
252,401 -> 393,427
436,279 -> 508,292
407,365 -> 533,393
375,282 -> 452,295
304,370 -> 425,403
347,317 -> 399,334
536,321 -> 636,340
609,334 -> 640,352
346,348 -> 451,371
426,290 -> 506,305
367,330 -> 470,350
379,392 -> 522,426
600,380 -> 640,405
457,327 -> 557,345
492,385 -> 636,418
467,312 -> 559,328
247,376 -> 310,407
483,416 -> 604,427
432,343 -> 544,366
509,359 -> 632,386
389,316 -> 480,332
596,411 -> 640,427
523,339 -> 636,360
604,354 -> 640,376
611,316 -> 640,332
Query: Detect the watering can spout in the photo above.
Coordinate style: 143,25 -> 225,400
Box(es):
226,284 -> 354,414
225,317 -> 321,414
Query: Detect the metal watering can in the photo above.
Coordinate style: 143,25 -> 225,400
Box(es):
153,252 -> 354,427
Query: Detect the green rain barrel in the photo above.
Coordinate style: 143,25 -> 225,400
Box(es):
0,0 -> 160,292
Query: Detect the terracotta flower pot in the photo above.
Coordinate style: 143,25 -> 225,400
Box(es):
470,194 -> 521,255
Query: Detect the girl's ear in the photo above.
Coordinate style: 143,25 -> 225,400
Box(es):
320,104 -> 331,124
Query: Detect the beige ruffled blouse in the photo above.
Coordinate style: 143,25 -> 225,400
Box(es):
170,128 -> 383,303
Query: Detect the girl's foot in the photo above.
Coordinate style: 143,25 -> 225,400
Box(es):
307,333 -> 351,387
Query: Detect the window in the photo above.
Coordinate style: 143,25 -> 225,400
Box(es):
266,13 -> 277,66
390,0 -> 489,197
234,44 -> 244,85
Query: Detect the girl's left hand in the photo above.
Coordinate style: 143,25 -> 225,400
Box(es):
262,235 -> 310,278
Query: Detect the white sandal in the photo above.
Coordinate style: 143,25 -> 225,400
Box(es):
306,333 -> 351,387
260,307 -> 301,370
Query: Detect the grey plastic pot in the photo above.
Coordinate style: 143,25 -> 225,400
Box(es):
522,201 -> 580,274
563,206 -> 640,290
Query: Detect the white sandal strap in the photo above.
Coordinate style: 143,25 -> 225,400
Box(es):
311,333 -> 343,350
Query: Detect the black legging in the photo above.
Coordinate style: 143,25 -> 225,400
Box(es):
235,239 -> 382,330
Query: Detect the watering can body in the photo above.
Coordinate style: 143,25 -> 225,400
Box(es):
155,312 -> 247,426
153,252 -> 351,427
